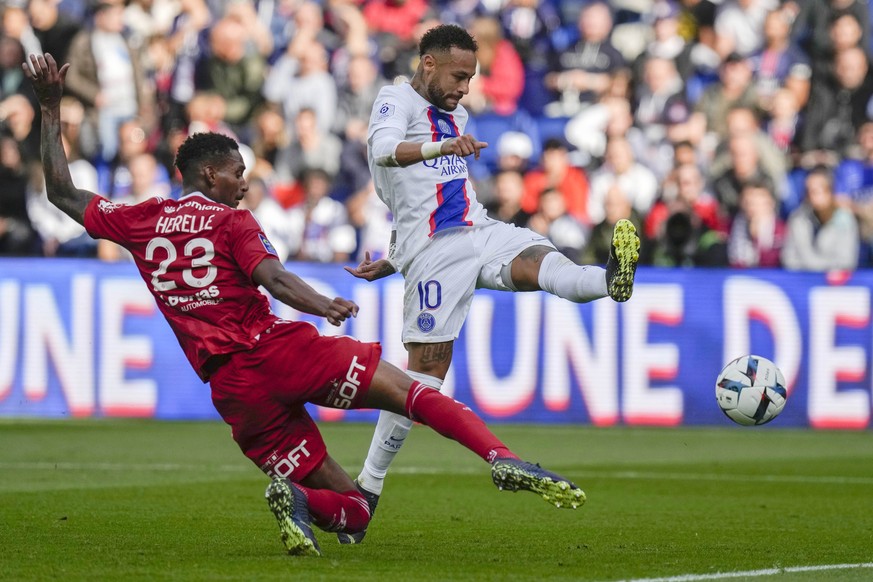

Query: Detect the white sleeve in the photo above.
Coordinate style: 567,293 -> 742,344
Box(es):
368,87 -> 413,167
370,126 -> 405,167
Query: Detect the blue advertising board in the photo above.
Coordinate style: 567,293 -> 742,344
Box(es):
1,259 -> 871,429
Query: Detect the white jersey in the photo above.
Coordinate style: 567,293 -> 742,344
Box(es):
367,83 -> 492,272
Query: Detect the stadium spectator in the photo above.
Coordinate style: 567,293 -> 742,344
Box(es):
163,0 -> 211,131
343,25 -> 638,544
798,46 -> 873,158
727,177 -> 785,267
333,54 -> 387,138
633,1 -> 696,83
687,51 -> 760,146
748,8 -> 811,112
484,169 -> 531,227
26,53 -> 584,557
645,162 -> 726,241
712,132 -> 776,217
709,106 -> 788,201
588,136 -> 659,226
0,131 -> 38,255
782,165 -> 859,271
584,184 -> 643,265
544,1 -> 626,115
97,118 -> 170,200
238,175 -> 295,263
193,15 -> 266,137
64,0 -> 154,163
122,0 -> 179,52
644,203 -> 728,266
263,36 -> 337,133
764,88 -> 801,160
345,183 -> 393,263
461,16 -> 524,116
521,137 -> 590,223
248,102 -> 288,170
811,12 -> 866,82
275,106 -> 342,187
791,0 -> 871,64
835,121 -> 873,262
631,55 -> 692,179
0,35 -> 36,107
528,186 -> 589,263
713,0 -> 778,59
286,168 -> 356,263
0,92 -> 38,162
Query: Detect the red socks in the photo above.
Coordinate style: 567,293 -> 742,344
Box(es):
405,382 -> 519,463
296,486 -> 371,533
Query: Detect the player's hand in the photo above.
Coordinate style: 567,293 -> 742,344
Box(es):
324,297 -> 359,326
22,53 -> 69,109
343,252 -> 396,281
442,135 -> 488,160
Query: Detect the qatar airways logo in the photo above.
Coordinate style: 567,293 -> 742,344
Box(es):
422,154 -> 467,177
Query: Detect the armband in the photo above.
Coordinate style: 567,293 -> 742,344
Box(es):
420,140 -> 443,160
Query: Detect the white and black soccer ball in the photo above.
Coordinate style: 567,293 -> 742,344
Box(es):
715,355 -> 787,426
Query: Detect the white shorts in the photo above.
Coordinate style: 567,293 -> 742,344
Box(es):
401,221 -> 554,344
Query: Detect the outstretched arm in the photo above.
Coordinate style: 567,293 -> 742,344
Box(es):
23,53 -> 96,226
371,125 -> 488,168
343,251 -> 396,281
252,257 -> 359,326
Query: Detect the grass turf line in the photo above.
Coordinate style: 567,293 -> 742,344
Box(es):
1,420 -> 872,581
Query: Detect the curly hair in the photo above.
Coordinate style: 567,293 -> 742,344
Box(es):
419,24 -> 478,56
174,132 -> 239,177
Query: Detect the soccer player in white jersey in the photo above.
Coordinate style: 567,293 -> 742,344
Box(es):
341,24 -> 640,543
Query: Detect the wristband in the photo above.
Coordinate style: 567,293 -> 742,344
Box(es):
420,140 -> 443,160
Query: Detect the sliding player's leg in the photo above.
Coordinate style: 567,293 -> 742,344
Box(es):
363,360 -> 586,508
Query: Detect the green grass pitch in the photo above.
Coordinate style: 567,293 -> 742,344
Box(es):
1,419 -> 872,581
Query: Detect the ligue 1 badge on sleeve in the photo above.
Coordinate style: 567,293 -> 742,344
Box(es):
417,311 -> 436,333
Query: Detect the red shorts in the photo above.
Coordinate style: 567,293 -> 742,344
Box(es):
209,321 -> 382,482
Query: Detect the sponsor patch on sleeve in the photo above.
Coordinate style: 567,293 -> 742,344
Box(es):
259,232 -> 278,256
375,102 -> 395,121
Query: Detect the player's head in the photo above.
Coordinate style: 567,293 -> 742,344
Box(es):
417,24 -> 478,111
174,132 -> 248,208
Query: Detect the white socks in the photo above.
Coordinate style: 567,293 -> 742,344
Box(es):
537,251 -> 607,303
357,370 -> 444,495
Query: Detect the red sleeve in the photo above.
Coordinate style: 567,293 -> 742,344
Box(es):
83,195 -> 158,244
229,210 -> 280,278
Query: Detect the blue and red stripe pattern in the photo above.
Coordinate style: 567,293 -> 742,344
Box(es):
429,179 -> 473,234
425,106 -> 472,235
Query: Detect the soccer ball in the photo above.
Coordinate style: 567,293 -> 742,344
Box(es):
715,355 -> 787,426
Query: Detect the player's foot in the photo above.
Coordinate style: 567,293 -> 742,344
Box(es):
605,218 -> 640,302
265,478 -> 321,556
491,458 -> 586,509
336,480 -> 380,544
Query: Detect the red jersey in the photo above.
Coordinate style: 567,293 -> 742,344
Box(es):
84,192 -> 280,381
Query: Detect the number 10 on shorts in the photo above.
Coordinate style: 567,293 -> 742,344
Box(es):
417,280 -> 442,310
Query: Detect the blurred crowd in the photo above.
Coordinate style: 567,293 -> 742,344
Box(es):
0,0 -> 871,271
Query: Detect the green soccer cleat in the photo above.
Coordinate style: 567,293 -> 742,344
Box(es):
491,458 -> 586,509
605,218 -> 640,302
265,478 -> 321,557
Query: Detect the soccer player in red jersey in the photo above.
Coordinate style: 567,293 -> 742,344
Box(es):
25,53 -> 584,557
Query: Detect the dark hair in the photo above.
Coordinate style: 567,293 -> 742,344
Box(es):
174,132 -> 239,177
807,164 -> 834,189
419,24 -> 478,56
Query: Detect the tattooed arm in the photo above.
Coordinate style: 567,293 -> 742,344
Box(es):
23,53 -> 96,226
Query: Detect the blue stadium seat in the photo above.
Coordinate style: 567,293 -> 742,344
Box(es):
467,111 -> 541,175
